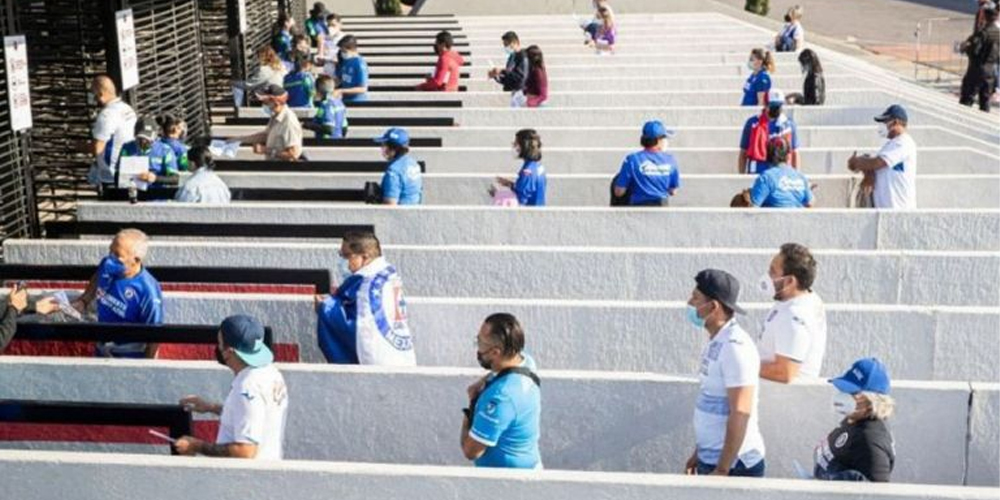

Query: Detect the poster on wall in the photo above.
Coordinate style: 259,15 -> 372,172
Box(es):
115,9 -> 139,90
3,36 -> 32,131
238,0 -> 248,34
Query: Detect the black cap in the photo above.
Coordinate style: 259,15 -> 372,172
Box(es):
134,117 -> 158,141
310,2 -> 327,15
874,104 -> 908,124
254,83 -> 287,99
695,269 -> 746,315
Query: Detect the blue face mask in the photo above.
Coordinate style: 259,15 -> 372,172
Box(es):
686,304 -> 707,329
101,254 -> 128,280
261,105 -> 274,118
336,257 -> 353,282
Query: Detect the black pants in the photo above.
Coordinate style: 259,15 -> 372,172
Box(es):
960,65 -> 996,112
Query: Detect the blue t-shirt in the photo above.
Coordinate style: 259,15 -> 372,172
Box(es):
741,70 -> 772,106
470,361 -> 542,469
94,257 -> 164,357
274,30 -> 293,61
283,70 -> 316,108
613,150 -> 681,205
381,154 -> 423,205
160,137 -> 190,172
739,114 -> 799,175
313,97 -> 348,139
336,56 -> 369,102
749,164 -> 813,208
513,161 -> 547,206
120,140 -> 178,177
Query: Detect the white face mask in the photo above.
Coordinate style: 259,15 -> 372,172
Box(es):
336,257 -> 353,281
503,46 -> 515,56
87,92 -> 97,107
877,123 -> 890,138
832,391 -> 857,418
757,273 -> 777,298
747,60 -> 757,72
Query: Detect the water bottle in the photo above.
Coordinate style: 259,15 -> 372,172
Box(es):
128,180 -> 138,204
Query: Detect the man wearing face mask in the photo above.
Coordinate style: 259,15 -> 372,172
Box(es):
37,229 -> 163,358
375,127 -> 423,205
174,315 -> 289,460
461,313 -> 541,469
684,269 -> 766,477
738,89 -> 800,175
756,243 -> 826,383
611,120 -> 681,206
814,358 -> 895,482
487,32 -> 529,95
234,84 -> 303,162
315,231 -> 416,365
847,105 -> 917,209
86,75 -> 138,186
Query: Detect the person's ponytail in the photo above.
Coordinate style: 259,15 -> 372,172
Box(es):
763,51 -> 776,73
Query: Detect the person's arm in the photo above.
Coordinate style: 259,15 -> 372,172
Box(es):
866,441 -> 895,482
755,73 -> 771,107
463,391 -> 515,461
790,123 -> 801,169
71,271 -> 100,312
175,438 -> 258,458
512,168 -> 535,205
760,354 -> 802,382
738,118 -> 753,173
848,153 -> 888,173
139,287 -> 164,358
381,170 -> 401,205
802,180 -> 815,209
177,388 -> 265,458
713,385 -> 755,474
748,173 -> 770,207
668,163 -> 680,196
274,145 -> 301,161
612,158 -> 632,198
90,111 -> 112,157
460,414 -> 487,460
418,54 -> 449,91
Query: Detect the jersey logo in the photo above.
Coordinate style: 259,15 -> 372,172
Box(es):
241,391 -> 256,401
485,401 -> 498,415
766,309 -> 779,323
123,287 -> 136,300
834,432 -> 849,448
892,162 -> 905,173
777,176 -> 807,192
638,160 -> 673,176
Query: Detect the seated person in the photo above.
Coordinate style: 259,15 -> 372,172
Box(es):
492,129 -> 547,206
786,49 -> 825,106
119,117 -> 178,186
303,75 -> 348,139
318,13 -> 345,76
334,35 -> 369,103
283,55 -> 317,108
416,30 -> 464,92
374,128 -> 422,205
233,84 -> 303,162
175,144 -> 231,204
586,5 -> 616,53
738,89 -> 799,174
155,113 -> 190,172
749,137 -> 813,208
612,120 -> 681,206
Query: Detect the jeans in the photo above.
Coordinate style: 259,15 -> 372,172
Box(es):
697,459 -> 766,477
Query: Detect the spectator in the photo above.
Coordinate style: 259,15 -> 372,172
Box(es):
786,49 -> 825,106
523,45 -> 549,107
612,120 -> 681,206
119,116 -> 179,187
284,55 -> 317,108
318,13 -> 345,76
235,84 -> 303,161
37,229 -> 163,358
416,31 -> 464,92
488,31 -> 529,96
155,114 -> 190,172
303,75 -> 348,139
243,47 -> 287,96
814,358 -> 895,482
959,8 -> 1000,112
0,285 -> 28,352
975,0 -> 996,31
492,129 -> 547,206
586,5 -> 616,53
683,269 -> 766,477
774,5 -> 805,52
87,75 -> 137,186
748,137 -> 813,208
304,2 -> 329,46
272,12 -> 295,62
315,231 -> 417,365
461,313 -> 541,469
335,35 -> 370,103
174,315 -> 289,460
739,89 -> 799,174
175,144 -> 231,204
756,243 -> 826,383
375,128 -> 423,205
742,48 -> 774,106
579,0 -> 614,42
847,105 -> 917,209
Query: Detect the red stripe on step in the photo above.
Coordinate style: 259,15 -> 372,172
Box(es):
7,280 -> 316,295
4,342 -> 299,362
0,420 -> 220,444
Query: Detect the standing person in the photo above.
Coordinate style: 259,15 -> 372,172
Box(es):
119,117 -> 179,186
493,129 -> 547,206
315,231 -> 416,366
683,269 -> 766,477
487,32 -> 529,96
786,49 -> 825,106
756,243 -> 826,382
774,5 -> 805,52
742,48 -> 775,106
283,55 -> 317,108
585,5 -> 616,54
304,2 -> 329,46
523,45 -> 549,107
272,13 -> 295,63
748,137 -> 813,208
738,89 -> 800,175
175,144 -> 231,204
234,84 -> 303,162
155,114 -> 190,172
959,8 -> 1000,112
335,36 -> 370,103
612,120 -> 681,206
375,128 -> 423,205
318,13 -> 345,76
814,358 -> 896,482
174,315 -> 289,460
304,75 -> 348,139
416,31 -> 465,92
847,105 -> 917,209
461,313 -> 542,469
87,75 -> 137,186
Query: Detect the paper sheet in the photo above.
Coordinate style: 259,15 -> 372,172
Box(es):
117,156 -> 149,190
209,139 -> 241,159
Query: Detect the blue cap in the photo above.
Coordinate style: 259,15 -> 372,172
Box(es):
874,105 -> 908,124
220,315 -> 273,368
374,127 -> 410,147
641,120 -> 674,141
830,358 -> 891,395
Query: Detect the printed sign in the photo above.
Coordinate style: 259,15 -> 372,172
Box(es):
237,0 -> 248,34
116,9 -> 139,90
3,36 -> 31,131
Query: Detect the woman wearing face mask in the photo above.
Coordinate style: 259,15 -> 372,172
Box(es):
314,231 -> 416,366
272,13 -> 295,63
374,127 -> 423,205
318,13 -> 345,76
786,49 -> 825,106
814,358 -> 896,482
742,48 -> 775,106
491,129 -> 547,206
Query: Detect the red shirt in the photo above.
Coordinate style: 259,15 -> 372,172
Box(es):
525,67 -> 548,107
416,49 -> 464,91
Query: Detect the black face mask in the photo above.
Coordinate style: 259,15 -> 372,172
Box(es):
767,106 -> 782,119
215,346 -> 228,366
476,351 -> 492,370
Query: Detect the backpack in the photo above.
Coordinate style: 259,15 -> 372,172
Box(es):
746,110 -> 770,162
777,24 -> 796,52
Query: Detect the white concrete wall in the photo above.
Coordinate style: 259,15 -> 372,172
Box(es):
4,450 -> 997,500
968,383 -> 1000,487
73,203 -> 1000,251
0,358 -> 991,485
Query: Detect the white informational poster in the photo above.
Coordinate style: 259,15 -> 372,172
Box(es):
115,9 -> 140,90
3,36 -> 32,131
118,156 -> 150,190
237,0 -> 248,34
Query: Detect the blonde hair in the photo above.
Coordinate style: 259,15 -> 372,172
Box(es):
787,5 -> 804,21
257,46 -> 283,71
859,391 -> 895,421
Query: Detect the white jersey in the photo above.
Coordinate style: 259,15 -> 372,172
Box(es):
694,319 -> 765,468
89,98 -> 137,184
217,364 -> 289,460
757,292 -> 828,379
354,257 -> 417,366
874,133 -> 918,209
175,167 -> 232,204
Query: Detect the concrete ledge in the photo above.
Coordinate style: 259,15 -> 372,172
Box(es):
968,383 -> 1000,487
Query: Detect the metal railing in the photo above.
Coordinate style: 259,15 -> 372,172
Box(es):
913,16 -> 971,86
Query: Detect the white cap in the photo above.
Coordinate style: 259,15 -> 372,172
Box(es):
767,89 -> 785,105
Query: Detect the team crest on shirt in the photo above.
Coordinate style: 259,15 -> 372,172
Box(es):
485,401 -> 497,415
638,160 -> 673,176
834,432 -> 849,448
766,309 -> 779,323
123,287 -> 136,300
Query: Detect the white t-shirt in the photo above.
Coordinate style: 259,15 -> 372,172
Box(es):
90,98 -> 137,184
757,292 -> 828,379
873,133 -> 918,209
217,364 -> 289,460
175,167 -> 232,204
694,319 -> 765,468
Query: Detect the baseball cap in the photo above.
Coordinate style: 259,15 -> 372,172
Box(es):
220,315 -> 273,368
767,89 -> 785,105
254,83 -> 287,100
694,269 -> 746,315
874,104 -> 908,123
135,118 -> 157,141
374,127 -> 410,147
830,358 -> 891,395
641,120 -> 674,140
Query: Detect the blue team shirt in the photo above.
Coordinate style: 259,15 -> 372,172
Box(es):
381,154 -> 423,205
336,56 -> 369,102
274,30 -> 293,61
120,140 -> 178,177
159,137 -> 190,171
513,161 -> 547,206
749,164 -> 813,207
470,356 -> 541,469
613,149 -> 681,205
741,70 -> 772,106
739,114 -> 799,175
283,70 -> 316,108
94,257 -> 164,357
313,97 -> 348,139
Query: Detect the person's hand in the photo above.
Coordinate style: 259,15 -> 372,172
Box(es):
487,184 -> 497,197
847,151 -> 859,172
173,436 -> 203,456
313,294 -> 327,311
331,89 -> 344,100
179,395 -> 216,414
860,175 -> 875,196
494,176 -> 513,188
136,171 -> 157,183
252,143 -> 266,155
467,376 -> 488,402
684,453 -> 699,475
69,297 -> 87,314
487,68 -> 501,79
8,286 -> 27,313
